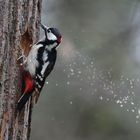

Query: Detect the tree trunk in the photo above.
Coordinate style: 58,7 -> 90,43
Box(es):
0,0 -> 42,139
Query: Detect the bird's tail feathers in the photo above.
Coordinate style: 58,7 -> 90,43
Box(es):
17,92 -> 32,112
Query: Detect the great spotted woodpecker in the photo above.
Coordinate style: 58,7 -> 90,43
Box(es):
17,24 -> 62,111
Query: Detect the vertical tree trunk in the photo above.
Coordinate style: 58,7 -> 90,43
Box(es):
0,0 -> 42,139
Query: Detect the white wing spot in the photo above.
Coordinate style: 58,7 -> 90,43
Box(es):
37,74 -> 43,81
41,62 -> 50,75
43,51 -> 48,62
36,81 -> 41,88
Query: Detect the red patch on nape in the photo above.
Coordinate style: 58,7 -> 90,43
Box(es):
57,37 -> 62,44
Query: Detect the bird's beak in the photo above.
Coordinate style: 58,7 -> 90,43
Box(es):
40,23 -> 48,31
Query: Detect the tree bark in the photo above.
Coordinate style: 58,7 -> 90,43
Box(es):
0,0 -> 42,139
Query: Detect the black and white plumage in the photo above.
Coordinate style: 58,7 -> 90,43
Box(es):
34,42 -> 57,92
17,24 -> 62,111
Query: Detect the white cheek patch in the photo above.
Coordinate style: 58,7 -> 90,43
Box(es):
47,32 -> 57,41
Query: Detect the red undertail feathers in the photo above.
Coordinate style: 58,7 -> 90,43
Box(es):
17,71 -> 34,112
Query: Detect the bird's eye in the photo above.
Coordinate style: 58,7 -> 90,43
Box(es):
47,29 -> 51,33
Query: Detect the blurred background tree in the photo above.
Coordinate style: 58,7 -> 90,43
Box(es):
31,0 -> 140,140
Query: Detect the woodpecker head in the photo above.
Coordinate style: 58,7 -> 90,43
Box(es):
41,23 -> 62,49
